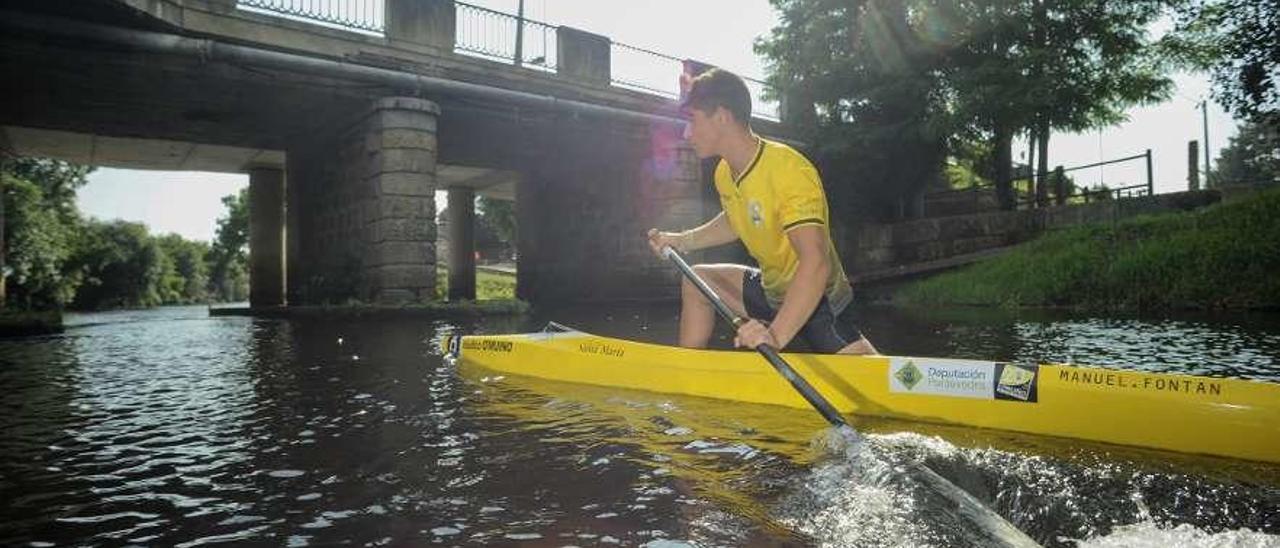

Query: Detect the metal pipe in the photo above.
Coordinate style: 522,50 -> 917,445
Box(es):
0,10 -> 685,128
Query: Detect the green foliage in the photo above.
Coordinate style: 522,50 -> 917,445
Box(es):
3,157 -> 246,310
71,220 -> 166,310
1210,120 -> 1280,186
899,187 -> 1280,309
2,173 -> 83,309
756,0 -> 1174,215
207,187 -> 249,302
2,157 -> 92,222
477,196 -> 517,243
156,234 -> 211,304
1167,0 -> 1280,126
756,0 -> 949,218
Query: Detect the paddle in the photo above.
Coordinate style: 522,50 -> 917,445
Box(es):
662,246 -> 851,430
662,246 -> 1043,547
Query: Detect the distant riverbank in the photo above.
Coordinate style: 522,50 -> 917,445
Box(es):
898,187 -> 1280,310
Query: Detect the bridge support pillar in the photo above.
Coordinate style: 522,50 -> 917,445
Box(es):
248,166 -> 286,307
446,187 -> 476,300
361,97 -> 440,304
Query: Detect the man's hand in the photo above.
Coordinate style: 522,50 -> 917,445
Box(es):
735,319 -> 780,350
647,228 -> 685,258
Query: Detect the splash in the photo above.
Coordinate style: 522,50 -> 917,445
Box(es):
1072,521 -> 1280,548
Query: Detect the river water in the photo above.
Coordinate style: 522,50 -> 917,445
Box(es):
1,304 -> 1277,547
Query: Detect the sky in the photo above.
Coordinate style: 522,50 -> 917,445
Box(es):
78,0 -> 1237,242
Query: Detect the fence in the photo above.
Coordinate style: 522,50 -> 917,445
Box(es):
237,0 -> 384,34
235,0 -> 779,120
930,149 -> 1155,213
455,2 -> 556,72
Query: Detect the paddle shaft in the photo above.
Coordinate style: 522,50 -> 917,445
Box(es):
662,247 -> 849,428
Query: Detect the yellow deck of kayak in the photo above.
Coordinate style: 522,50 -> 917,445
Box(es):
443,328 -> 1280,464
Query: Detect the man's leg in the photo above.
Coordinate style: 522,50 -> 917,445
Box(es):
837,337 -> 878,355
678,264 -> 752,348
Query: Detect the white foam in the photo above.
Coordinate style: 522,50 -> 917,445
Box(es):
1072,522 -> 1280,548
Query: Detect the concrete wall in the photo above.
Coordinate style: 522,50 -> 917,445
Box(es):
842,190 -> 1223,275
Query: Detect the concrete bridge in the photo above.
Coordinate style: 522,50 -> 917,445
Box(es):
0,0 -> 798,307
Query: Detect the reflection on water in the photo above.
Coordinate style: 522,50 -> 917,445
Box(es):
0,304 -> 1277,547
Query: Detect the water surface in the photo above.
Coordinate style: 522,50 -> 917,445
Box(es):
1,304 -> 1277,547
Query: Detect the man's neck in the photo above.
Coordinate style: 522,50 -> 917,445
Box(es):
722,129 -> 760,180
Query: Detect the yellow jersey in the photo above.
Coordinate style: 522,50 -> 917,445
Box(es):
713,138 -> 852,311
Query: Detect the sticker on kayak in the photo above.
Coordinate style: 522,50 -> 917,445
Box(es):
889,358 -> 994,399
994,363 -> 1039,402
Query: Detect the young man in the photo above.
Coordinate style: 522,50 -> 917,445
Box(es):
647,68 -> 877,355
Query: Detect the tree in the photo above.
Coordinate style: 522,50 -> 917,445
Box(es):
1,158 -> 92,309
943,0 -> 1173,209
156,234 -> 210,303
756,0 -> 949,219
477,196 -> 517,243
71,220 -> 165,309
1168,0 -> 1280,126
757,0 -> 1176,215
207,188 -> 249,302
2,173 -> 82,308
1210,120 -> 1280,186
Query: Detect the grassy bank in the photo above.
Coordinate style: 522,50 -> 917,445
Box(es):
898,187 -> 1280,310
435,267 -> 517,301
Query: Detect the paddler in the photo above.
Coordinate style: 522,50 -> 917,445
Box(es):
648,68 -> 878,355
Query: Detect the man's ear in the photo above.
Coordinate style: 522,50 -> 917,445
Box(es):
713,106 -> 733,127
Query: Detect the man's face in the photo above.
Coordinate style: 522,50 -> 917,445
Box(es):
683,107 -> 720,159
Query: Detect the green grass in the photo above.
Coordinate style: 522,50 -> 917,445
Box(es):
436,267 -> 517,301
897,187 -> 1280,310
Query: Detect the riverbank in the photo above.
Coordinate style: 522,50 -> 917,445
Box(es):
0,309 -> 62,337
897,187 -> 1280,310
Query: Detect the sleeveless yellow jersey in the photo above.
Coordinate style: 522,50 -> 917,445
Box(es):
713,138 -> 852,311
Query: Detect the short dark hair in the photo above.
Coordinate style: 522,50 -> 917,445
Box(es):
681,68 -> 752,125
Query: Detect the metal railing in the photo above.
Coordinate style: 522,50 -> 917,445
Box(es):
235,1 -> 780,120
455,2 -> 556,71
237,0 -> 384,34
930,150 -> 1156,211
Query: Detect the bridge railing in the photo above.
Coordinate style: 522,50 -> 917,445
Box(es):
455,2 -> 556,72
234,0 -> 781,121
237,0 -> 384,34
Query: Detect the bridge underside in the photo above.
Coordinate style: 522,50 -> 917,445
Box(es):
0,5 -> 709,306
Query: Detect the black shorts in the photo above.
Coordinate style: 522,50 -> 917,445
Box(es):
742,269 -> 863,353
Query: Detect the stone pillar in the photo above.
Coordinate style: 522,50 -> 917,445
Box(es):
285,156 -> 303,306
248,166 -> 286,307
386,0 -> 455,51
556,27 -> 610,86
362,97 -> 439,304
447,187 -> 476,300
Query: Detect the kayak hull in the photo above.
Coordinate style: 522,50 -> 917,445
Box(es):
443,329 -> 1280,464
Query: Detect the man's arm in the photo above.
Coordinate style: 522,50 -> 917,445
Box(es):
763,225 -> 830,348
648,212 -> 736,256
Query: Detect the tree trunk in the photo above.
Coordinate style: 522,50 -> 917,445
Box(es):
994,125 -> 1015,210
1036,122 -> 1050,207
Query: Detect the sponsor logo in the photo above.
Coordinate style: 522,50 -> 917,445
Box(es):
994,363 -> 1039,402
890,358 -> 993,399
895,359 -> 923,390
461,339 -> 514,353
748,200 -> 764,227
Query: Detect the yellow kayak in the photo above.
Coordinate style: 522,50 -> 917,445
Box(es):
442,326 -> 1280,464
